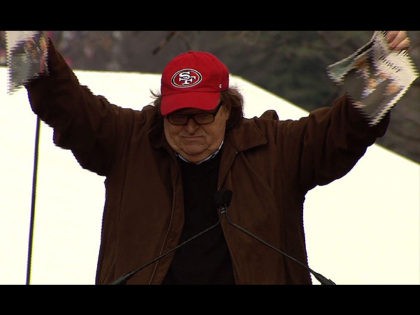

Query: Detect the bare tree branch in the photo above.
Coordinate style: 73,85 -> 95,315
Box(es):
152,31 -> 177,55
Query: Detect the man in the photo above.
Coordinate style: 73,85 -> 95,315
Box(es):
23,31 -> 411,284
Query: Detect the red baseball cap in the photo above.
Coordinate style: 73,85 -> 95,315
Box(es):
160,51 -> 229,116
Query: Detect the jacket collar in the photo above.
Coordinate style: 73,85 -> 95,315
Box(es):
147,110 -> 271,191
148,107 -> 276,158
226,118 -> 268,152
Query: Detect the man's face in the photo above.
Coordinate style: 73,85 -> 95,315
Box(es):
163,103 -> 230,163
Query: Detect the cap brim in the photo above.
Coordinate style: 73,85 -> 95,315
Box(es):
160,92 -> 220,116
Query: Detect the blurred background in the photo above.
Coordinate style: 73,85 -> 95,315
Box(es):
1,30 -> 419,164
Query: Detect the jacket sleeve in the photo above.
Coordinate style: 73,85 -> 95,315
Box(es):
288,94 -> 390,192
24,38 -> 137,176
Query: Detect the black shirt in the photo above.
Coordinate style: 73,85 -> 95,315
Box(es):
162,151 -> 235,284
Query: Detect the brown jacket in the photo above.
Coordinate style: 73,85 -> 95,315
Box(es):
25,40 -> 389,284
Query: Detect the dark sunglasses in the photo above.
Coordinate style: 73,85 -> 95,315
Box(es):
166,102 -> 223,126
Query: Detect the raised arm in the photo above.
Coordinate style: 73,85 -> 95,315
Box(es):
10,32 -> 139,176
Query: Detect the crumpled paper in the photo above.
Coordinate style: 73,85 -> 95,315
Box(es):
5,31 -> 49,94
327,31 -> 419,125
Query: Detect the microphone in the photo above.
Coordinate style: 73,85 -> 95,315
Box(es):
215,189 -> 336,285
214,189 -> 232,215
111,217 -> 221,285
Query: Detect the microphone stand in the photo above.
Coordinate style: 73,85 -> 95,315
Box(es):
113,189 -> 335,285
217,189 -> 335,285
224,213 -> 335,285
26,116 -> 41,285
112,218 -> 221,285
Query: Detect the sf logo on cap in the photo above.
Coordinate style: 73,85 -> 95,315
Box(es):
171,69 -> 202,88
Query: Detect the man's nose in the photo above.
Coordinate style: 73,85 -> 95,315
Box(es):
185,117 -> 199,132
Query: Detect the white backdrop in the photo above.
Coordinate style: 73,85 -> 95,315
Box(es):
0,67 -> 418,284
